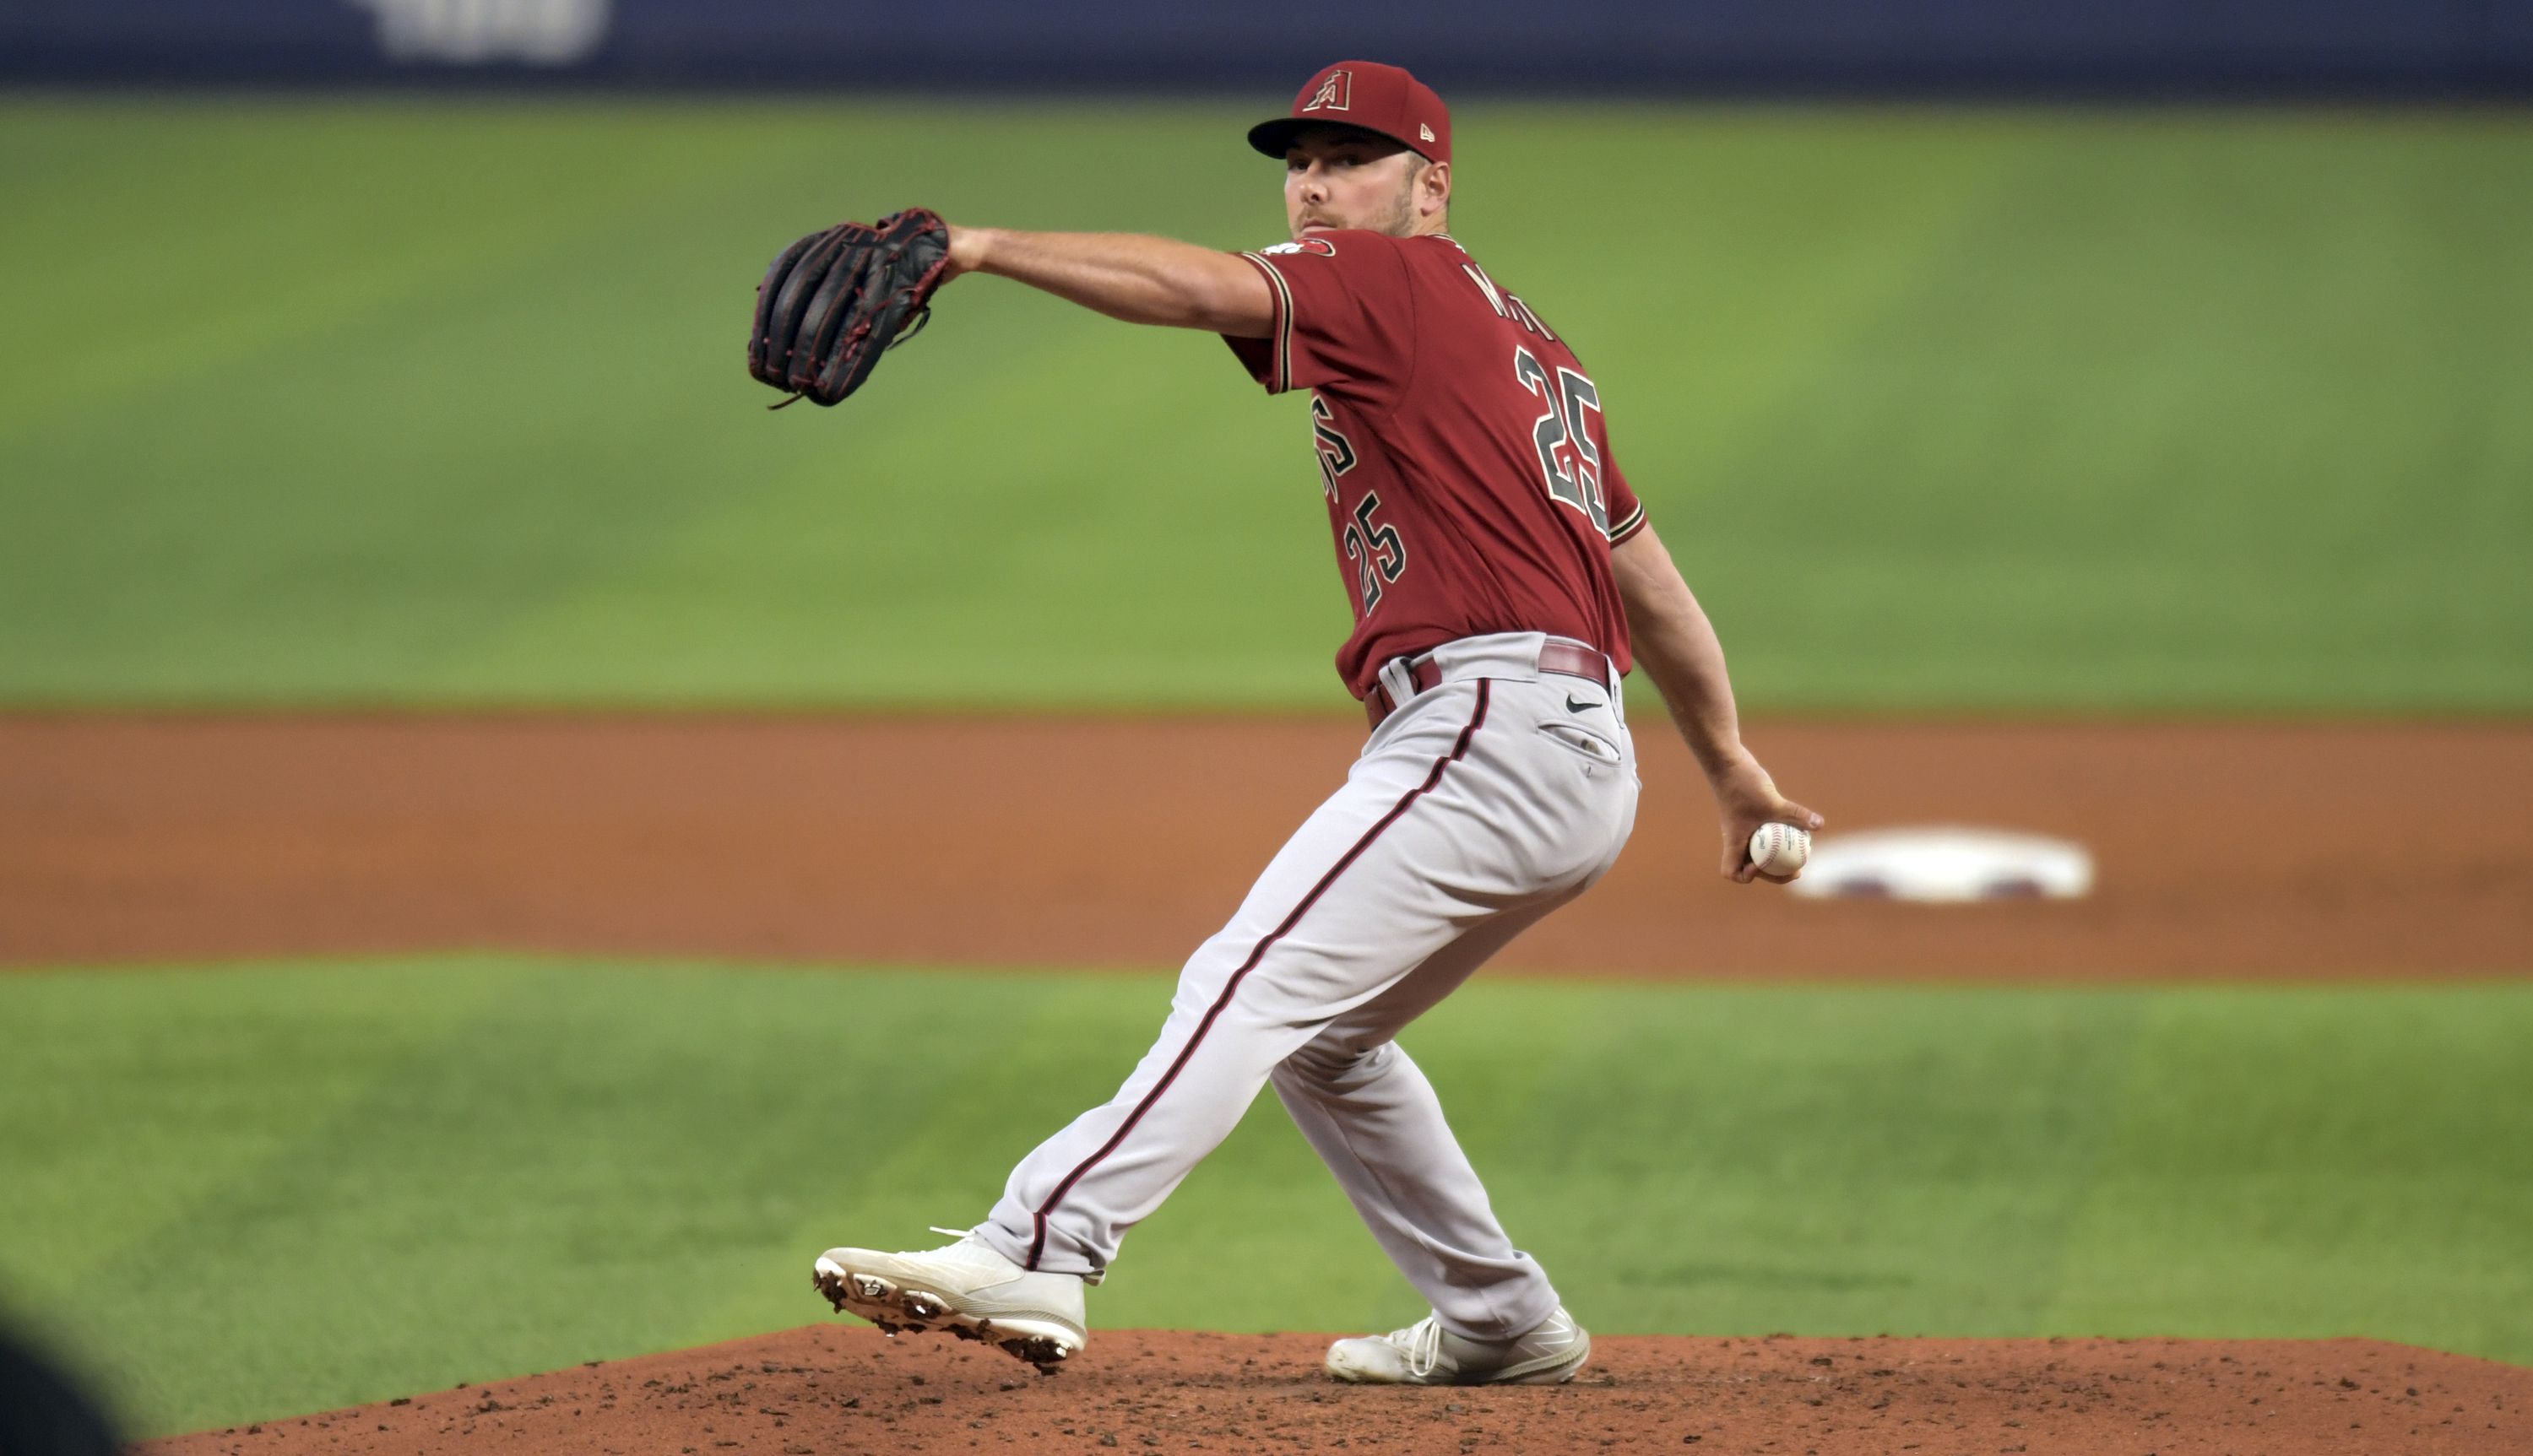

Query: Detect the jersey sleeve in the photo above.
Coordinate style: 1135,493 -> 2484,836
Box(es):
1220,231 -> 1416,398
1603,448 -> 1649,545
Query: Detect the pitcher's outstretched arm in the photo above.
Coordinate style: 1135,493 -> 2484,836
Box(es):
945,225 -> 1275,337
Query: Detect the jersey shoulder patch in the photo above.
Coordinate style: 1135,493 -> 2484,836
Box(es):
1256,237 -> 1339,257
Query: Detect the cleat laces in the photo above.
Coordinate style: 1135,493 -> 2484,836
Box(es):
924,1226 -> 1007,1268
1397,1315 -> 1447,1380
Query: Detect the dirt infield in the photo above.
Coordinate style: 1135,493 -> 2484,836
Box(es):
140,1325 -> 2530,1456
4,714 -> 2527,977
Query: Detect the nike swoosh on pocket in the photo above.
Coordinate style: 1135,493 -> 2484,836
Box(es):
1565,696 -> 1604,714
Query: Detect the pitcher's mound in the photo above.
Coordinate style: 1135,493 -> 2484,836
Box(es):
141,1324 -> 2529,1455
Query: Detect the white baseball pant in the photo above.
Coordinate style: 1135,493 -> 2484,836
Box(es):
977,631 -> 1640,1340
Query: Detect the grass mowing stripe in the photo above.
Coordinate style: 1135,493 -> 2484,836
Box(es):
0,957 -> 516,1424
1668,114 -> 2533,712
0,122 -> 861,696
4,102 -> 2530,711
0,957 -> 513,1295
0,960 -> 1077,1435
2042,988 -> 2533,1358
448,295 -> 1344,707
1,959 -> 2527,1437
1503,986 -> 2153,1336
0,106 -> 757,442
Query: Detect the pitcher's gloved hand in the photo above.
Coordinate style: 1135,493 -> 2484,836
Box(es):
748,208 -> 952,408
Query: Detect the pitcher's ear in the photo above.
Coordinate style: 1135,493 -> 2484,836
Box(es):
1424,160 -> 1452,210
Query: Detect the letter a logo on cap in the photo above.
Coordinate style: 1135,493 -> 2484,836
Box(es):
1304,70 -> 1352,112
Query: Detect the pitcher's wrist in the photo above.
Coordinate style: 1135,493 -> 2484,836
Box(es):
946,225 -> 996,278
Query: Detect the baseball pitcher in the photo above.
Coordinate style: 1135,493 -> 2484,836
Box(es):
784,60 -> 1824,1386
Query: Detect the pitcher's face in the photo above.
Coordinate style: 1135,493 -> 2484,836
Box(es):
1283,126 -> 1440,240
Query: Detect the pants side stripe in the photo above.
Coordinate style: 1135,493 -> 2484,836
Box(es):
1026,679 -> 1494,1269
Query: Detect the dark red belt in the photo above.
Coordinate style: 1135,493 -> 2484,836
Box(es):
1365,636 -> 1608,730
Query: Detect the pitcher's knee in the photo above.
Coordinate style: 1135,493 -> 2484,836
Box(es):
1277,1037 -> 1396,1092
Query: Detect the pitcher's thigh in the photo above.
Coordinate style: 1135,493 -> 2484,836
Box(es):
1294,888 -> 1581,1070
1186,689 -> 1514,1015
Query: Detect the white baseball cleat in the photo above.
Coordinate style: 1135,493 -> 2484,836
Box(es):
812,1227 -> 1087,1372
1325,1306 -> 1590,1385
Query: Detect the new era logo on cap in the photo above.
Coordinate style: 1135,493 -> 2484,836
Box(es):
1418,122 -> 1435,142
1304,70 -> 1352,112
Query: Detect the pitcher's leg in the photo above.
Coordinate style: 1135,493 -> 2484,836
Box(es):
979,685 -> 1514,1279
1272,675 -> 1640,1339
1277,1039 -> 1554,1338
977,936 -> 1330,1276
1270,897 -> 1575,1340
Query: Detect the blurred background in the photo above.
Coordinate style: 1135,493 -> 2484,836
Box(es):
2,1 -> 2530,709
2,1 -> 2529,1443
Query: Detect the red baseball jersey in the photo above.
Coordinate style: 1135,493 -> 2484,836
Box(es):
1223,230 -> 1648,702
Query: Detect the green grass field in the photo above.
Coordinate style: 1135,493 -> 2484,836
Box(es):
3,958 -> 2528,1436
4,95 -> 2526,1443
3,99 -> 2528,712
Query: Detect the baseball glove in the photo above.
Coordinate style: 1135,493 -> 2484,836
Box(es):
748,208 -> 952,409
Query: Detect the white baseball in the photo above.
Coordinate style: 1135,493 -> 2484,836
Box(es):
1748,822 -> 1811,877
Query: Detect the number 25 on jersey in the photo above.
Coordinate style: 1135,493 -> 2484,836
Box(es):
1513,346 -> 1607,535
1314,392 -> 1407,616
1345,492 -> 1408,613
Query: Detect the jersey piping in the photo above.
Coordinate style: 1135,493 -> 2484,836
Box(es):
1234,252 -> 1296,395
1606,499 -> 1648,545
1239,243 -> 1425,419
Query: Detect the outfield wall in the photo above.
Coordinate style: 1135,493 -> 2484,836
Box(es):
6,0 -> 2531,97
